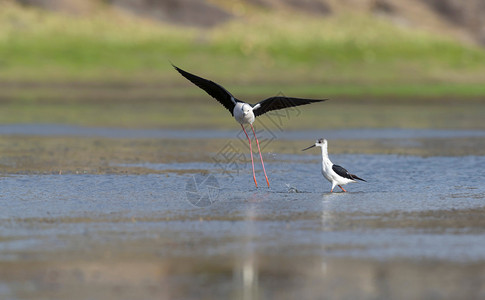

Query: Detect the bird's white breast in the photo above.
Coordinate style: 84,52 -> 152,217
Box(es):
234,103 -> 255,125
321,161 -> 333,183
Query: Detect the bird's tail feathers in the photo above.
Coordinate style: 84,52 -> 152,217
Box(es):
351,174 -> 366,182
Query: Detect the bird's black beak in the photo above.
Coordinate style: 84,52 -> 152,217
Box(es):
302,144 -> 316,151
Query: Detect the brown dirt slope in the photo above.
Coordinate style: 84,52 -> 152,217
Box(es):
12,0 -> 485,45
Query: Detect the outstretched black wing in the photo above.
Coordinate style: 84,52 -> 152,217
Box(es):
332,164 -> 366,182
253,96 -> 326,117
173,65 -> 239,116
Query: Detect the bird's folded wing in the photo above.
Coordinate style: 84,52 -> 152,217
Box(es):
332,165 -> 355,180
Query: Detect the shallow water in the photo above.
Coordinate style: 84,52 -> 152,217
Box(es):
1,126 -> 485,299
2,154 -> 485,258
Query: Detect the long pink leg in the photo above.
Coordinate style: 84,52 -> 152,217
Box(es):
338,185 -> 347,192
250,124 -> 270,187
241,125 -> 257,187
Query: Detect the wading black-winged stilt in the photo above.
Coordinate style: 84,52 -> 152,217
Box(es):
302,138 -> 366,192
173,65 -> 327,188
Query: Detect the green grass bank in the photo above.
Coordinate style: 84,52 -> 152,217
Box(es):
1,2 -> 484,129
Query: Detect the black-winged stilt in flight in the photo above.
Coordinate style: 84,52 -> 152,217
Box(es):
173,65 -> 327,188
302,138 -> 366,192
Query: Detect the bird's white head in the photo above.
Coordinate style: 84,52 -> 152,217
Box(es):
315,138 -> 327,148
241,103 -> 252,116
302,138 -> 327,151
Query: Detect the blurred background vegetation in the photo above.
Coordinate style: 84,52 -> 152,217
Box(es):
0,0 -> 484,129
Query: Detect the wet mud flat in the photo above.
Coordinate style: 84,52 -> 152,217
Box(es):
1,128 -> 485,299
1,127 -> 485,175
